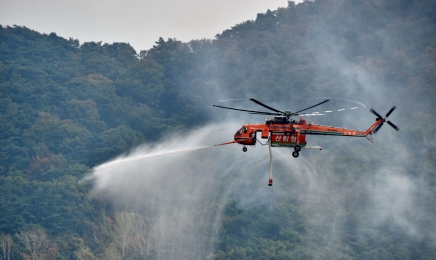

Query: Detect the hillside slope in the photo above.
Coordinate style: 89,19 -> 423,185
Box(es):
1,0 -> 435,259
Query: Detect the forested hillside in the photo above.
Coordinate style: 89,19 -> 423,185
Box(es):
1,0 -> 436,259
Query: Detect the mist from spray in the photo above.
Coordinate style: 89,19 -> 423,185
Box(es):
86,115 -> 435,258
86,122 -> 274,259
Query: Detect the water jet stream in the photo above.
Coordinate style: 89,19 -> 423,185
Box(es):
95,145 -> 215,170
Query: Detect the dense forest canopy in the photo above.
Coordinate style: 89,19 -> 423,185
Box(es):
1,0 -> 436,259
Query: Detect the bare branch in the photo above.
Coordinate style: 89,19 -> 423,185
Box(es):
0,233 -> 14,260
16,227 -> 57,260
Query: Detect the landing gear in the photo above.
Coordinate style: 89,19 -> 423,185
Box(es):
294,145 -> 301,152
242,146 -> 247,152
292,151 -> 299,158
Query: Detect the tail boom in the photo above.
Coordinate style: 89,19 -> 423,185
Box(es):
364,118 -> 383,136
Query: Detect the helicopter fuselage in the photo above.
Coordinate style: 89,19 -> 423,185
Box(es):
234,117 -> 378,149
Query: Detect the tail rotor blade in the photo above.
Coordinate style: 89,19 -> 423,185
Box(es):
386,120 -> 400,131
370,108 -> 383,118
370,105 -> 399,134
385,106 -> 396,118
373,122 -> 384,134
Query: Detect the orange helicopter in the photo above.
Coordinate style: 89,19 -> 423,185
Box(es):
213,99 -> 399,186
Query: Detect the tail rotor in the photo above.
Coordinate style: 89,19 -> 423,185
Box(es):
370,106 -> 400,134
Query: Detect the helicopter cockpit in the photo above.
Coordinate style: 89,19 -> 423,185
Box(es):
235,126 -> 248,136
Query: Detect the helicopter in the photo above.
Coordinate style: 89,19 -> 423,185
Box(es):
213,98 -> 399,186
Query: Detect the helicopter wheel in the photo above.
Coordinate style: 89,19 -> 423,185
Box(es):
292,151 -> 299,158
294,145 -> 301,152
242,147 -> 247,152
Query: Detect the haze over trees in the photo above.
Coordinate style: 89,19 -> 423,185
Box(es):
0,0 -> 435,259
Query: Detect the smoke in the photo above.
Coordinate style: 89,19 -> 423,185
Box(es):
282,1 -> 436,252
86,1 -> 436,258
369,169 -> 417,235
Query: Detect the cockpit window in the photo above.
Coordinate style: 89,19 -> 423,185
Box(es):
244,127 -> 248,133
235,127 -> 244,136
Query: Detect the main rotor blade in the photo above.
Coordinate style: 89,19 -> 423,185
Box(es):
370,108 -> 383,118
290,99 -> 330,116
386,120 -> 400,131
249,98 -> 284,114
385,106 -> 396,118
298,113 -> 325,116
249,112 -> 282,116
213,105 -> 274,114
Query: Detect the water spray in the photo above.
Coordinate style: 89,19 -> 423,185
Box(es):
95,145 -> 215,170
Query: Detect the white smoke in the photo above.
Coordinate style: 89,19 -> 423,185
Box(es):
85,2 -> 436,257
